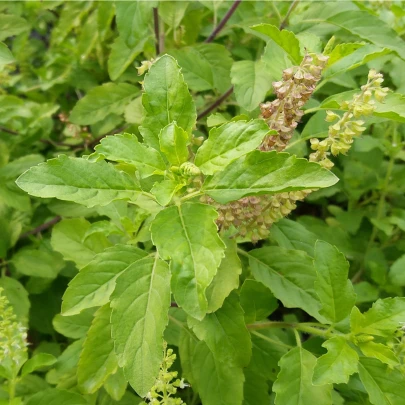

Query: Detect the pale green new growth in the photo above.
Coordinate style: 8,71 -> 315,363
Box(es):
141,343 -> 186,405
0,287 -> 28,380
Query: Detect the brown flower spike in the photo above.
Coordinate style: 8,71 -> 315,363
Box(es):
205,53 -> 328,242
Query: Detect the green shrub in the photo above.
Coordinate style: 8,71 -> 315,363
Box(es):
1,1 -> 405,404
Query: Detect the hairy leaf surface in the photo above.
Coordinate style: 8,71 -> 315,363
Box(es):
203,151 -> 338,204
151,202 -> 225,319
62,245 -> 147,316
313,336 -> 358,385
195,120 -> 271,175
78,305 -> 117,394
70,83 -> 138,125
188,292 -> 251,367
140,55 -> 196,149
274,347 -> 332,405
111,256 -> 171,397
248,247 -> 325,322
94,133 -> 166,178
314,241 -> 356,324
16,156 -> 141,208
358,357 -> 405,405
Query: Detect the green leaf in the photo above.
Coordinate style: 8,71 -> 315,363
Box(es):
16,155 -> 141,208
111,256 -> 171,397
70,83 -> 138,125
250,329 -> 290,381
178,329 -> 198,389
251,24 -> 302,65
0,203 -> 22,259
104,368 -> 128,402
240,279 -> 278,324
358,341 -> 399,367
203,151 -> 338,204
62,245 -> 147,316
271,219 -> 318,256
206,237 -> 242,313
354,281 -> 379,305
108,36 -> 149,81
195,120 -> 271,175
140,55 -> 196,149
150,179 -> 185,206
77,11 -> 98,62
188,292 -> 251,367
94,133 -> 166,178
158,123 -> 190,166
323,44 -> 391,79
243,366 -> 271,405
314,241 -> 356,324
248,247 -> 325,322
53,308 -> 95,339
26,389 -> 87,405
97,1 -> 115,40
151,202 -> 225,319
21,353 -> 57,377
159,1 -> 188,30
312,336 -> 359,385
115,1 -> 155,48
124,97 -> 144,126
50,2 -> 92,46
319,91 -> 405,123
320,11 -> 405,61
192,341 -> 245,405
11,247 -> 65,279
273,347 -> 332,405
0,42 -> 14,67
0,277 -> 30,322
326,42 -> 364,65
46,339 -> 83,386
231,60 -> 272,111
350,298 -> 405,337
78,305 -> 118,394
358,357 -> 405,405
388,254 -> 405,286
170,43 -> 232,92
0,14 -> 29,41
51,218 -> 111,269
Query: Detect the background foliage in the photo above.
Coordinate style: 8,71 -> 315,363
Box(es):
1,1 -> 405,404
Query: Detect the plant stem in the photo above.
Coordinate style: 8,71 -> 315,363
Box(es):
168,315 -> 197,340
180,190 -> 203,202
19,216 -> 61,239
293,328 -> 302,347
247,321 -> 295,330
303,106 -> 322,115
279,0 -> 300,30
8,377 -> 16,404
0,125 -> 18,135
153,7 -> 160,55
250,330 -> 293,349
247,320 -> 335,338
205,0 -> 242,43
197,86 -> 234,120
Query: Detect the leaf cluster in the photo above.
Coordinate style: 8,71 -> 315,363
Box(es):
1,1 -> 405,405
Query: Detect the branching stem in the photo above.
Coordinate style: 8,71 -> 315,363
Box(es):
247,320 -> 336,339
205,0 -> 242,43
19,216 -> 61,239
153,7 -> 160,55
279,0 -> 300,30
197,86 -> 234,121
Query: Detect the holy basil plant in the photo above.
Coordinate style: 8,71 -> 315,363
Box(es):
12,50 -> 405,405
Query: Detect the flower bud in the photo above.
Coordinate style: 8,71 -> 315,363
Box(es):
325,110 -> 339,122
